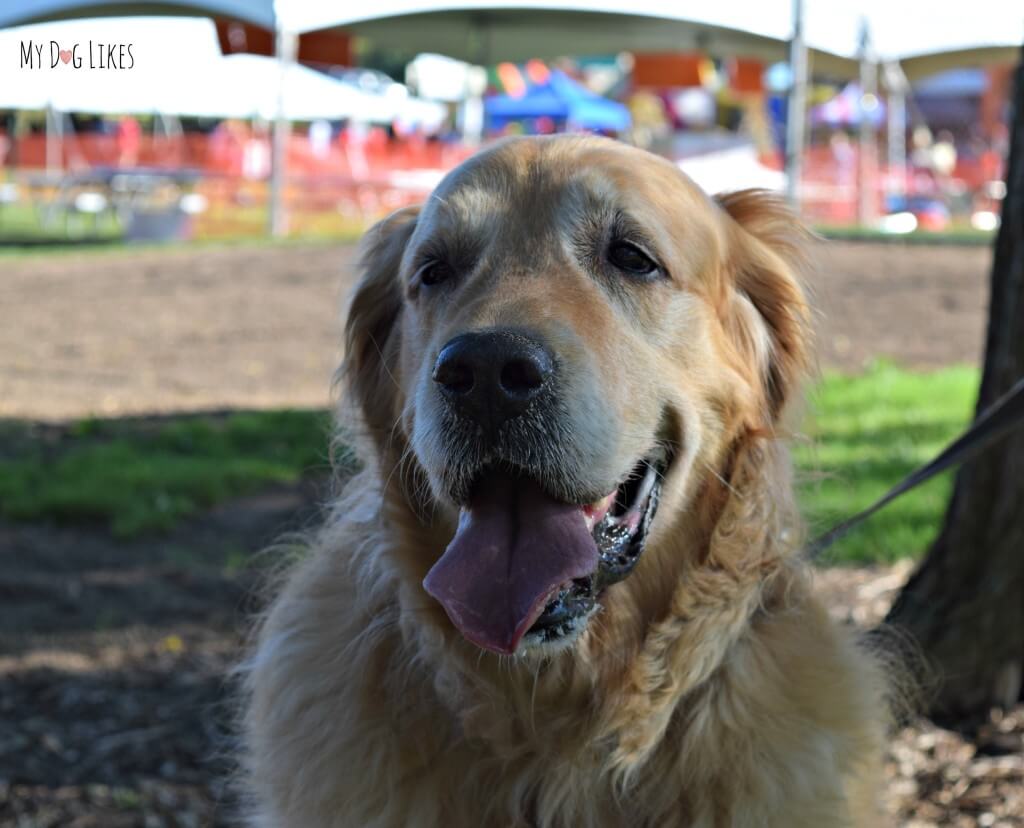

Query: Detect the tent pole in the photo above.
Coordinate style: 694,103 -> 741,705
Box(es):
884,61 -> 908,201
857,19 -> 878,226
785,0 -> 806,210
461,22 -> 491,147
268,25 -> 297,238
45,103 -> 62,176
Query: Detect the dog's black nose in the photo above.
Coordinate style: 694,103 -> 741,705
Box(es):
432,330 -> 553,429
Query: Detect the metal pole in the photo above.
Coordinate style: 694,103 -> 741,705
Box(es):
268,26 -> 297,238
884,61 -> 908,201
45,103 -> 62,176
785,0 -> 807,209
857,19 -> 878,226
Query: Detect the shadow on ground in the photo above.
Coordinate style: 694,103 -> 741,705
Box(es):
0,411 -> 333,827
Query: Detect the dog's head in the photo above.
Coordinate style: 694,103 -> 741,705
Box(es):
344,136 -> 809,658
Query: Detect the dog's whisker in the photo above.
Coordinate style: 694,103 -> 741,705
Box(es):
528,660 -> 542,736
381,434 -> 416,501
368,332 -> 403,394
701,460 -> 740,497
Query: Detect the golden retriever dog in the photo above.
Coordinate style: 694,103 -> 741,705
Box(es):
241,135 -> 889,827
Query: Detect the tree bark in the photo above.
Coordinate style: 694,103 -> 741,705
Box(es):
886,52 -> 1024,723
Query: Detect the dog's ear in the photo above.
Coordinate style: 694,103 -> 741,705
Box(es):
342,205 -> 420,458
715,189 -> 812,423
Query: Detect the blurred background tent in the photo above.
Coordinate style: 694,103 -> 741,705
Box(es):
484,67 -> 631,132
811,83 -> 886,129
0,0 -> 1021,237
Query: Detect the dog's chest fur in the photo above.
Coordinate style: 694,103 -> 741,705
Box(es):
244,501 -> 887,828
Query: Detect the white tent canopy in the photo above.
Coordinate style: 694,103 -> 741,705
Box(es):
801,0 -> 1023,62
284,1 -> 799,65
0,1 -> 835,72
407,53 -> 480,102
216,53 -> 401,122
282,1 -> 1022,76
2,1 -> 1020,75
679,145 -> 786,195
0,0 -> 795,60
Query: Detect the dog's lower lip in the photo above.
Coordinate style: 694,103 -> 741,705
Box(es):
526,454 -> 667,644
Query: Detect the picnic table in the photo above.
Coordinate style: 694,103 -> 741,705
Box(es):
23,166 -> 204,240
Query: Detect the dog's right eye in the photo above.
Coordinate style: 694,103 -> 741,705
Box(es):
416,261 -> 452,287
607,241 -> 659,278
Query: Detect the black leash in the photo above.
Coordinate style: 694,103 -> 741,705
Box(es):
805,375 -> 1024,560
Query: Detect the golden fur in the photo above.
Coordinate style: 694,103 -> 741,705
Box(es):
241,136 -> 889,827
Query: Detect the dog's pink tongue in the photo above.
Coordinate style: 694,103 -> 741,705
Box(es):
423,476 -> 598,655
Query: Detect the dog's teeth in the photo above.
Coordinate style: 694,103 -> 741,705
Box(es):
582,493 -> 615,530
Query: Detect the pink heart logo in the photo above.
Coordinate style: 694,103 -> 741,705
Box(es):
59,49 -> 72,64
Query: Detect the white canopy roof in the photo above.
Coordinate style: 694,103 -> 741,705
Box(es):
284,1 -> 797,65
1,1 -> 1019,80
679,145 -> 786,195
215,53 -> 395,122
281,1 -> 1022,71
802,0 -> 1023,62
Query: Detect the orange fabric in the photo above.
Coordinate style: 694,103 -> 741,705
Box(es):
215,20 -> 274,57
729,58 -> 764,94
525,59 -> 550,84
215,20 -> 350,66
632,54 -> 704,88
498,63 -> 527,98
299,31 -> 352,67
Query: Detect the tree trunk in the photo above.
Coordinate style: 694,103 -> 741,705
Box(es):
886,53 -> 1024,723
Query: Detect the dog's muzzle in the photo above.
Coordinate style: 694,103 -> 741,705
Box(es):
422,327 -> 669,656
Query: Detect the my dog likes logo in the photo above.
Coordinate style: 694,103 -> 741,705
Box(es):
20,40 -> 135,69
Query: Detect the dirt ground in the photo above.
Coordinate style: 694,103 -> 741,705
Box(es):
0,482 -> 324,828
2,508 -> 1020,827
0,239 -> 992,420
2,239 -> 1019,827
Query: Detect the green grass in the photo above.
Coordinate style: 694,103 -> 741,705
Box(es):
795,361 -> 978,564
816,225 -> 995,246
0,229 -> 363,260
0,197 -> 365,258
0,410 -> 342,536
0,201 -> 123,246
0,366 -> 979,559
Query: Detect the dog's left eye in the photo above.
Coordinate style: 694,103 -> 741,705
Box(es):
416,260 -> 452,287
607,242 -> 658,277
